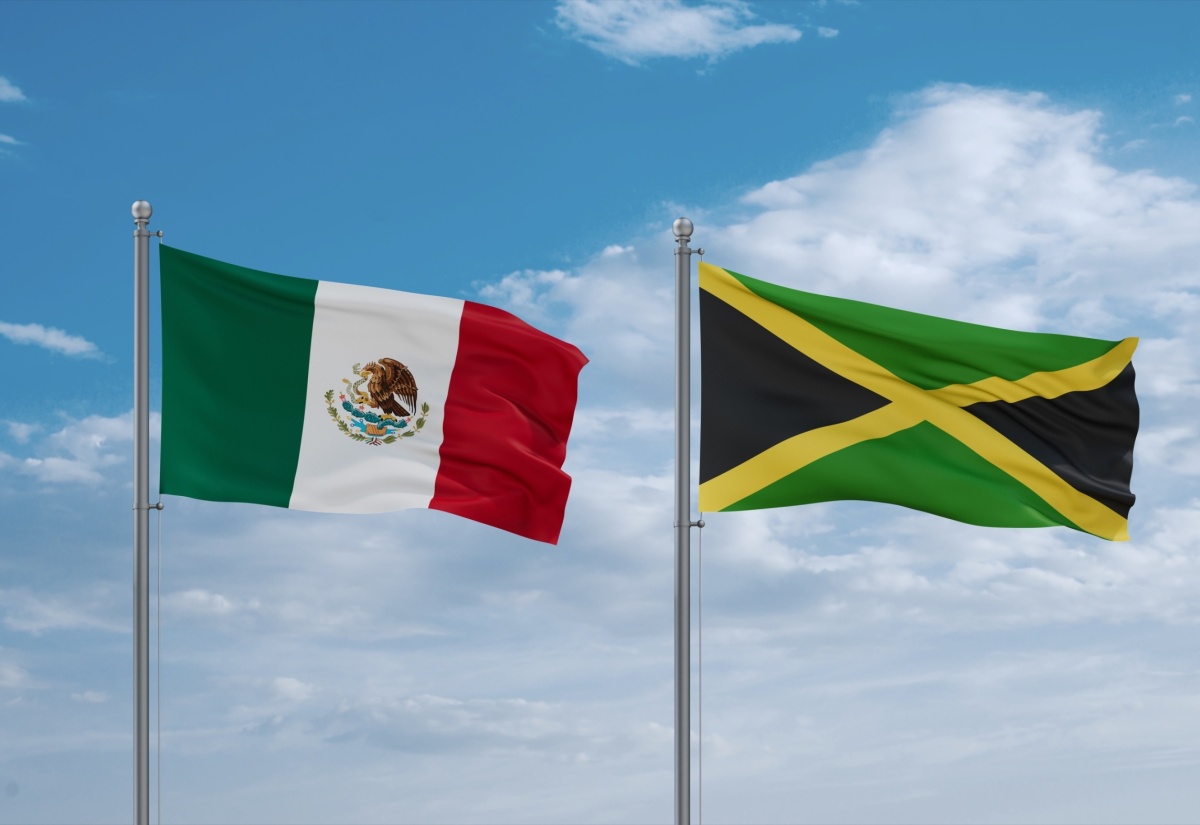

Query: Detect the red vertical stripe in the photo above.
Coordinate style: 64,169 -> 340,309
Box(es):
430,302 -> 588,544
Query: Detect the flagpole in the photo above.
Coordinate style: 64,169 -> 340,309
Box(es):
674,217 -> 698,825
132,200 -> 153,825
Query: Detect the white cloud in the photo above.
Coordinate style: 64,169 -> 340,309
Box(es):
0,76 -> 25,103
33,413 -> 130,483
272,676 -> 315,702
1175,115 -> 1194,126
0,658 -> 29,690
555,0 -> 801,65
571,405 -> 673,438
703,85 -> 1200,324
1,588 -> 126,635
315,693 -> 597,754
818,26 -> 839,38
5,421 -> 37,443
1175,93 -> 1192,105
166,588 -> 239,617
70,691 -> 108,703
476,268 -> 571,322
1137,425 -> 1200,476
1136,336 -> 1200,399
1,410 -> 159,485
19,456 -> 111,484
0,321 -> 101,358
0,134 -> 21,145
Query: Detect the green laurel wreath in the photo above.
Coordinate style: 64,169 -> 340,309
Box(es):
325,389 -> 429,444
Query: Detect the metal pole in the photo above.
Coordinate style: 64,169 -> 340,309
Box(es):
673,217 -> 696,825
132,200 -> 152,825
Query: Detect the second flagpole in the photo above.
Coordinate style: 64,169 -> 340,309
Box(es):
673,217 -> 699,825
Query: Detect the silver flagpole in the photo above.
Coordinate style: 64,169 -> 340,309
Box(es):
673,217 -> 699,825
132,200 -> 153,825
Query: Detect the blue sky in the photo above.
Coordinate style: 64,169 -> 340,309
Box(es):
3,1 -> 1200,823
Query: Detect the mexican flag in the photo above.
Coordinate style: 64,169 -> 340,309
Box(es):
159,246 -> 587,544
699,263 -> 1139,541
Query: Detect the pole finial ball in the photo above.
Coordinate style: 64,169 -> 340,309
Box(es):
672,217 -> 693,240
131,201 -> 153,220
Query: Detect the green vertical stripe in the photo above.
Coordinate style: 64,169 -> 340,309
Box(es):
723,268 -> 1117,389
160,246 -> 318,507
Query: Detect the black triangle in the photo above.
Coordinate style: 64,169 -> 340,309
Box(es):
700,289 -> 891,483
965,363 -> 1138,517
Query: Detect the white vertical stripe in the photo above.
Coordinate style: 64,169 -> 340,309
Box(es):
289,280 -> 463,513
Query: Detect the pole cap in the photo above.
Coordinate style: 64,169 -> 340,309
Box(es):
131,200 -> 153,221
672,217 -> 693,240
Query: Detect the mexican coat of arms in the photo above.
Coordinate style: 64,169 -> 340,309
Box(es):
325,358 -> 431,446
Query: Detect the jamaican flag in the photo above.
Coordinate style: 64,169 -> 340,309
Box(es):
698,263 -> 1139,541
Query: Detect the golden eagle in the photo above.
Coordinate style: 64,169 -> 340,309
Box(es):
359,358 -> 418,418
